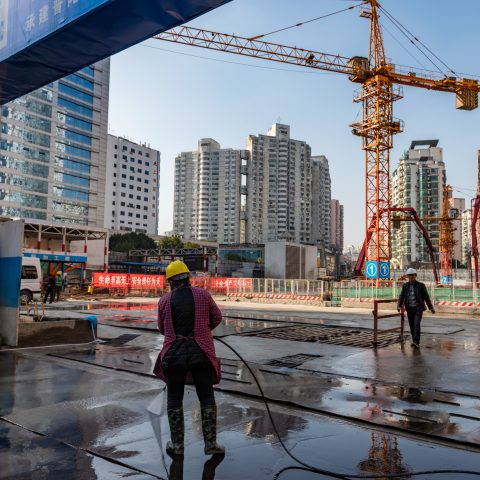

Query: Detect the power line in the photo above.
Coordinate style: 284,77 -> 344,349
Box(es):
378,4 -> 456,76
380,20 -> 428,71
247,1 -> 367,41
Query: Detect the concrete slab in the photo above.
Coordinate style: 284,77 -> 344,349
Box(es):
4,300 -> 480,478
0,420 -> 157,479
1,350 -> 480,480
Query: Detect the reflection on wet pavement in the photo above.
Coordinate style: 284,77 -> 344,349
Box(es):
3,300 -> 480,479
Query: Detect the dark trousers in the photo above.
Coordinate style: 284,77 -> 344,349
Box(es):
165,366 -> 216,410
43,286 -> 55,304
406,307 -> 423,344
55,286 -> 62,302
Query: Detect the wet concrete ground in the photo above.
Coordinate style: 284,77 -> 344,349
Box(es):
3,299 -> 480,479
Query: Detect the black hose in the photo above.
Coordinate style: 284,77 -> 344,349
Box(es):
214,336 -> 480,480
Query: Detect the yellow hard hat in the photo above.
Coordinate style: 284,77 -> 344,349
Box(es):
165,260 -> 190,280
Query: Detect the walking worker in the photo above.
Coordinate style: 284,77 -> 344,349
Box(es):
43,273 -> 56,304
397,268 -> 435,348
153,260 -> 225,457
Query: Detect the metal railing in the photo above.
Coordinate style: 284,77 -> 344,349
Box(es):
372,299 -> 405,347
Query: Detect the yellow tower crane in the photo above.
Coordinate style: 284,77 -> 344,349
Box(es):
155,0 -> 479,279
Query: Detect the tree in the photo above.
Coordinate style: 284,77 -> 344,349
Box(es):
109,232 -> 156,253
158,235 -> 184,249
184,241 -> 201,249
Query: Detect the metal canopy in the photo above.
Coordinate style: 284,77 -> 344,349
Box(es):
1,216 -> 107,241
0,0 -> 231,104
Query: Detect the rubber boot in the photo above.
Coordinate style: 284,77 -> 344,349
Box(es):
201,405 -> 225,455
166,407 -> 184,456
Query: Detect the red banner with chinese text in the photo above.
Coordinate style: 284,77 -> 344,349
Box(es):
93,273 -> 165,289
210,277 -> 253,291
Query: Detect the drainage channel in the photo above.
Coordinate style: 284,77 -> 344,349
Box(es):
241,324 -> 407,348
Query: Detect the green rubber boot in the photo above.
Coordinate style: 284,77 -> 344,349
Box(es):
166,407 -> 184,456
201,405 -> 225,455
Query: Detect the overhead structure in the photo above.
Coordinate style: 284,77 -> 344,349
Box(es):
354,207 -> 440,283
155,0 -> 479,278
0,0 -> 232,104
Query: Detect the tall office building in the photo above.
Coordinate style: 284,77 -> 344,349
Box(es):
245,124 -> 312,244
461,208 -> 472,267
104,135 -> 160,234
391,140 -> 446,268
330,199 -> 344,252
311,155 -> 331,246
173,138 -> 245,243
0,59 -> 110,227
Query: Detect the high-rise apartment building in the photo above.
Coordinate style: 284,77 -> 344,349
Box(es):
391,140 -> 446,268
461,209 -> 472,267
330,199 -> 344,252
104,135 -> 160,234
0,59 -> 110,227
311,155 -> 331,246
245,124 -> 312,244
173,139 -> 245,243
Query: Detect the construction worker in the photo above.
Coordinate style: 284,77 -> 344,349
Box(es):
55,271 -> 63,302
397,268 -> 435,348
154,260 -> 225,457
43,274 -> 56,304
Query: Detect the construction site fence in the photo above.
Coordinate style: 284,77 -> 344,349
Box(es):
89,275 -> 480,306
331,279 -> 480,306
211,278 -> 480,306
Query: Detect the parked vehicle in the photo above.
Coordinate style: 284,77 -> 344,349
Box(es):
20,257 -> 42,304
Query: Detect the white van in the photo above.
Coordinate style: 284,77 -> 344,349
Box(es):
20,257 -> 42,304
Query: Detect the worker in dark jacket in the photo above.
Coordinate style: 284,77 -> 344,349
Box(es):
397,268 -> 435,348
43,274 -> 56,304
154,260 -> 224,457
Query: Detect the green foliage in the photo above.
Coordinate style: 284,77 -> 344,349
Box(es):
158,235 -> 184,249
183,241 -> 201,249
109,232 -> 156,253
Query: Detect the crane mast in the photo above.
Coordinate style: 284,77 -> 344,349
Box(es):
350,0 -> 402,279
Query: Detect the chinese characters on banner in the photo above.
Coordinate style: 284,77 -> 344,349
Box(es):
92,274 -> 252,292
92,273 -> 165,289
210,277 -> 253,291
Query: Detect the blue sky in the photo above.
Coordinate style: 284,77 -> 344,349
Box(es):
108,0 -> 480,246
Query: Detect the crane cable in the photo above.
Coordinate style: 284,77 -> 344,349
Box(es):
377,4 -> 457,77
214,336 -> 480,479
247,2 -> 367,41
